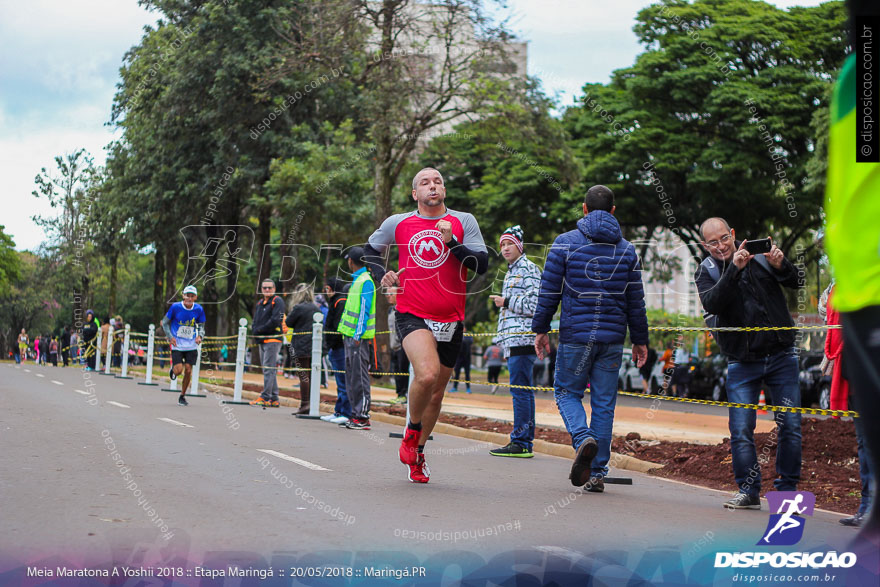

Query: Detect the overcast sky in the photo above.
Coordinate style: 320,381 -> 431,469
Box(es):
1,0 -> 829,252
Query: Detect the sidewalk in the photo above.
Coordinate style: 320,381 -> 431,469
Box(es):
127,364 -> 773,444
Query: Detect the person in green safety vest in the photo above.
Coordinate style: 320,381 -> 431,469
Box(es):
825,0 -> 880,544
337,246 -> 376,430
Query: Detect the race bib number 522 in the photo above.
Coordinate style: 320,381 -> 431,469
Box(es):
424,319 -> 457,343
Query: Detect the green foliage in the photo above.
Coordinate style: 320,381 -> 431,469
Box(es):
0,226 -> 21,299
563,0 -> 846,253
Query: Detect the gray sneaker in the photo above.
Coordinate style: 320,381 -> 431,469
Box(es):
724,492 -> 761,510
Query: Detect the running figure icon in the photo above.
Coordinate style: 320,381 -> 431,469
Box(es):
762,494 -> 807,544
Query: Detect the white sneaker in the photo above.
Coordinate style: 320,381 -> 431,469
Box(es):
320,414 -> 336,422
329,415 -> 350,424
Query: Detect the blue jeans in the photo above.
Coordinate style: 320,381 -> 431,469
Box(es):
727,350 -> 802,497
554,342 -> 623,478
508,353 -> 537,451
329,347 -> 351,418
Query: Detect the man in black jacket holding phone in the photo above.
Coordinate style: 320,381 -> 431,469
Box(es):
251,278 -> 285,407
694,217 -> 804,511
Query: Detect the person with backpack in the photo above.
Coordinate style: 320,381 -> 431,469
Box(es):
320,278 -> 351,423
285,283 -> 321,415
694,217 -> 803,510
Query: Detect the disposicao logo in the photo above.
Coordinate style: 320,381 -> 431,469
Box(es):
760,491 -> 815,546
714,492 -> 857,569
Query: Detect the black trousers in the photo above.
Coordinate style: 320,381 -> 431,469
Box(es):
391,348 -> 410,397
841,305 -> 880,541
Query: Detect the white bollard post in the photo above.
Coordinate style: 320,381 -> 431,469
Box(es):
161,336 -> 178,392
139,325 -> 158,385
117,324 -> 133,379
224,318 -> 249,405
102,325 -> 115,375
95,328 -> 103,372
297,312 -> 324,419
188,342 -> 206,397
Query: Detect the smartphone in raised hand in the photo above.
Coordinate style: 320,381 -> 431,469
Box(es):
744,237 -> 772,255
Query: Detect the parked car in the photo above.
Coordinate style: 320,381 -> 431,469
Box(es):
799,351 -> 831,409
686,354 -> 728,400
618,349 -> 644,391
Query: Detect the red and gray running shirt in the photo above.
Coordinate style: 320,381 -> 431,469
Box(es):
368,209 -> 487,322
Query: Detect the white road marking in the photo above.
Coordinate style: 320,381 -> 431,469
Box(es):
51,380 -> 63,386
158,417 -> 194,428
24,369 -> 30,373
257,449 -> 331,472
36,373 -> 44,378
107,401 -> 130,409
73,389 -> 90,396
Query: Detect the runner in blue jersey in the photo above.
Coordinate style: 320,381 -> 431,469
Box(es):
161,285 -> 207,406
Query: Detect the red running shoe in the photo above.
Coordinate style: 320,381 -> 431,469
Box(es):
399,427 -> 420,465
407,454 -> 430,483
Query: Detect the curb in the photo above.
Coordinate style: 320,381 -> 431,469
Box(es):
179,376 -> 663,475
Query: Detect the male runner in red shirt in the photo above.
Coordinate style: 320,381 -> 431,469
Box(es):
363,167 -> 488,482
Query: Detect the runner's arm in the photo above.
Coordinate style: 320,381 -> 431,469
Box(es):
446,236 -> 488,274
362,243 -> 387,283
364,215 -> 403,283
161,315 -> 174,343
451,211 -> 489,274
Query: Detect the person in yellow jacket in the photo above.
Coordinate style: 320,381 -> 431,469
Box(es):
338,247 -> 376,430
824,1 -> 880,543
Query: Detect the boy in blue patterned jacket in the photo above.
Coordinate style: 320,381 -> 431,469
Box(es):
489,225 -> 542,458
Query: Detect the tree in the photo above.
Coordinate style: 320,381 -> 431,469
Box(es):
263,120 -> 376,290
268,0 -> 520,226
0,225 -> 21,300
563,0 -> 847,256
112,0 -> 362,333
31,149 -> 99,323
0,252 -> 60,359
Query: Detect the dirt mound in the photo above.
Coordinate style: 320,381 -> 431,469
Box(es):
613,417 -> 862,513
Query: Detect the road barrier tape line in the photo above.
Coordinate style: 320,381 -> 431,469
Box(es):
320,367 -> 857,417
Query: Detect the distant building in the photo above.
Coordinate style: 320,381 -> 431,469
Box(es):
638,229 -> 702,318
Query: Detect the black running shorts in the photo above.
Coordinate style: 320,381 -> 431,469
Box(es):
171,349 -> 199,366
394,310 -> 463,369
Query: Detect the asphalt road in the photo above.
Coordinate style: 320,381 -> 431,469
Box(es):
0,362 -> 866,583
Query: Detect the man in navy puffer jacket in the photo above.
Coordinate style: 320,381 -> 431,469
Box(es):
533,185 -> 649,493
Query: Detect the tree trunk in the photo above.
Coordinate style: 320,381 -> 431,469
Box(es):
373,143 -> 394,227
164,247 -> 178,307
152,244 -> 165,327
280,231 -> 293,295
108,251 -> 118,316
80,273 -> 91,327
256,207 -> 272,291
202,225 -> 219,338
